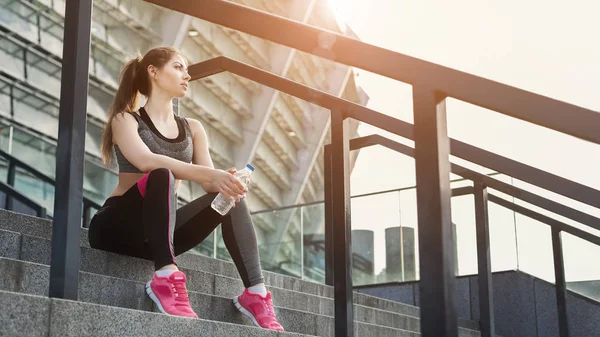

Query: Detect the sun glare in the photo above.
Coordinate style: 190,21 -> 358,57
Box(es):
327,0 -> 353,27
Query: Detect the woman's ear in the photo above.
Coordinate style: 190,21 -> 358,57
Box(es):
147,64 -> 158,80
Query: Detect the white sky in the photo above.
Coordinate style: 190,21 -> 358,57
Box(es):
327,0 -> 600,284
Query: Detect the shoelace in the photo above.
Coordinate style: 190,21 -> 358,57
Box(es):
262,297 -> 277,318
172,281 -> 190,301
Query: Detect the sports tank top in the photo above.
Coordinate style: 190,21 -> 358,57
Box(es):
114,107 -> 194,173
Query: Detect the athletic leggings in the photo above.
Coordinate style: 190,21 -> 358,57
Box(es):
88,168 -> 264,287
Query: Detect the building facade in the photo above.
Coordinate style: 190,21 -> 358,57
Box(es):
0,0 -> 366,279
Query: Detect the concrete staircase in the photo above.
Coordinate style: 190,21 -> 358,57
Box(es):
0,209 -> 484,337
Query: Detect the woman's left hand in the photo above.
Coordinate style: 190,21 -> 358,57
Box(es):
225,167 -> 246,207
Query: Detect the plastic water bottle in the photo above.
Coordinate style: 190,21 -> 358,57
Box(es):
211,164 -> 255,215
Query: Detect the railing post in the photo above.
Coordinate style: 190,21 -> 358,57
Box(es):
330,110 -> 353,337
5,161 -> 16,210
324,144 -> 334,286
413,86 -> 457,337
49,0 -> 93,300
474,181 -> 495,337
552,228 -> 570,337
82,202 -> 91,229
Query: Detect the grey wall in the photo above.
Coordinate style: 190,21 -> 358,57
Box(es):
355,270 -> 600,337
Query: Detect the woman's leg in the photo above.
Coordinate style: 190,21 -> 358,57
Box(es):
88,182 -> 150,260
89,168 -> 179,271
174,192 -> 283,330
137,168 -> 178,271
173,192 -> 265,288
136,168 -> 197,318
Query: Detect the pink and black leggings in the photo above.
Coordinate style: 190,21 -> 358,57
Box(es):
88,168 -> 265,287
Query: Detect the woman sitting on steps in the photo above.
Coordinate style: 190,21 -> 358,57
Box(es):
87,46 -> 284,331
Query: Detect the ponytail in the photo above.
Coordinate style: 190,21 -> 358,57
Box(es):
100,47 -> 183,165
100,56 -> 142,165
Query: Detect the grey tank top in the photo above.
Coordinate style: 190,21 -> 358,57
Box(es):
114,107 -> 194,173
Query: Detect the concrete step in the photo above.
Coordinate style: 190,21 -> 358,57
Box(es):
0,256 -> 444,336
0,259 -> 483,337
0,289 -> 310,337
16,231 -> 455,329
0,209 -> 427,318
0,209 -> 483,336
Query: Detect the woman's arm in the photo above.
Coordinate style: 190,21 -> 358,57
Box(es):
112,113 -> 215,184
186,117 -> 220,193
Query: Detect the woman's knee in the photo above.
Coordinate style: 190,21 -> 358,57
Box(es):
148,168 -> 174,182
138,168 -> 174,197
230,198 -> 250,215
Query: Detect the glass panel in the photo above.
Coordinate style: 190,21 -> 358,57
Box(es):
515,213 -> 554,282
452,194 -> 476,276
563,232 -> 600,302
398,188 -> 419,282
13,167 -> 54,215
351,190 -> 400,286
252,208 -> 302,278
302,203 -> 325,284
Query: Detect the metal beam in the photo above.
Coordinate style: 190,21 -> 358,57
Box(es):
489,195 -> 600,246
49,0 -> 92,300
474,182 -> 495,337
233,0 -> 316,169
330,109 -> 353,337
324,145 -> 333,286
552,228 -> 570,337
187,56 -> 600,215
412,87 -> 457,337
342,134 -> 600,232
144,0 -> 600,144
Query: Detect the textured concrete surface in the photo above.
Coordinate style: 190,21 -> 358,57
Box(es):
0,257 -> 49,296
0,208 -> 490,336
0,229 -> 20,259
49,297 -> 307,337
0,290 -> 50,337
0,256 -> 435,335
4,227 -> 428,321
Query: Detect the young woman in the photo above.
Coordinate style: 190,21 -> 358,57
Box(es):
88,46 -> 283,331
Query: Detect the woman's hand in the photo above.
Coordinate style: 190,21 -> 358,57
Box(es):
225,167 -> 246,207
226,167 -> 252,186
210,168 -> 247,201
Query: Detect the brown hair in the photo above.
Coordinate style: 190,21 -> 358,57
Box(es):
100,46 -> 183,165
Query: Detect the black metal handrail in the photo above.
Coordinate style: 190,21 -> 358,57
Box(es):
0,180 -> 47,218
186,56 -> 600,209
324,134 -> 599,337
174,55 -> 598,337
250,174 -> 499,215
146,0 -> 600,145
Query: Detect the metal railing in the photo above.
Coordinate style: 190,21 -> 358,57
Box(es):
324,134 -> 600,336
51,1 -> 600,337
178,54 -> 598,337
0,149 -> 101,226
0,180 -> 47,218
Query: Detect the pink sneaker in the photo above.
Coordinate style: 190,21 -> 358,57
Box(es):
233,289 -> 284,331
145,271 -> 198,319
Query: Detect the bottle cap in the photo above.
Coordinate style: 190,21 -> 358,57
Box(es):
245,164 -> 255,172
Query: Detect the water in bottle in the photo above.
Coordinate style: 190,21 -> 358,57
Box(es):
211,164 -> 255,215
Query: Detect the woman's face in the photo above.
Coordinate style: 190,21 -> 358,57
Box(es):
151,54 -> 190,98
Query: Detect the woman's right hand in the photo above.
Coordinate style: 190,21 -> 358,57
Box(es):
210,169 -> 247,200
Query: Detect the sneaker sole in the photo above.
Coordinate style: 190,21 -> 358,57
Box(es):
145,281 -> 197,319
233,296 -> 261,328
145,281 -> 170,315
